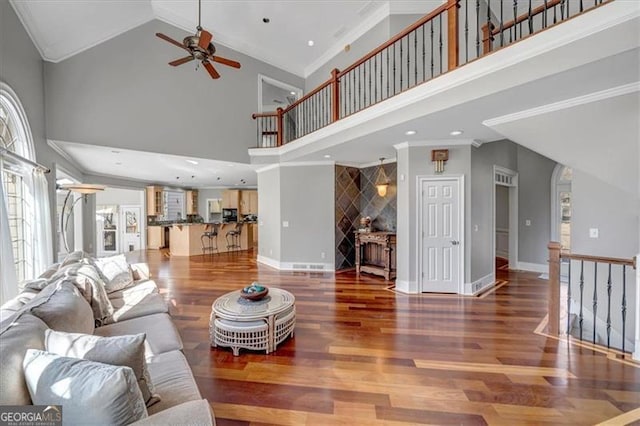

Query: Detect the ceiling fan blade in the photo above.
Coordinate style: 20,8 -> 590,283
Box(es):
169,56 -> 194,67
211,56 -> 241,69
203,61 -> 220,79
198,30 -> 212,50
156,33 -> 187,51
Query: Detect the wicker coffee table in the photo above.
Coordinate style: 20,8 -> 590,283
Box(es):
209,288 -> 295,356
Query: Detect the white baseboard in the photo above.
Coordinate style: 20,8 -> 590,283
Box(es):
634,340 -> 640,362
517,261 -> 548,273
257,255 -> 334,272
464,273 -> 495,295
395,279 -> 417,293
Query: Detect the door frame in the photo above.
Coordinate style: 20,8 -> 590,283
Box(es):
120,204 -> 142,253
492,166 -> 518,279
417,175 -> 465,294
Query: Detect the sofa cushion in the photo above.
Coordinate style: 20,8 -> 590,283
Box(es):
23,349 -> 148,426
60,250 -> 89,267
94,313 -> 183,356
19,278 -> 50,292
0,313 -> 48,405
111,293 -> 168,323
38,262 -> 60,279
146,351 -> 202,415
44,330 -> 160,407
91,254 -> 134,293
27,280 -> 94,334
107,279 -> 158,301
131,399 -> 214,426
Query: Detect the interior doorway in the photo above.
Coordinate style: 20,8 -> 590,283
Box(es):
493,166 -> 518,278
551,164 -> 572,250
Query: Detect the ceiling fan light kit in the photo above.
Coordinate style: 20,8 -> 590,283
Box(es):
155,0 -> 240,80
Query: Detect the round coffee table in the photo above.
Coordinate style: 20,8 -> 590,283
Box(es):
209,288 -> 295,356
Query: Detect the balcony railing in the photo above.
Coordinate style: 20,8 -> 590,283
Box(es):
252,0 -> 611,148
548,242 -> 636,355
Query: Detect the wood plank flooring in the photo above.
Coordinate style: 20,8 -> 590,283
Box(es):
126,249 -> 640,425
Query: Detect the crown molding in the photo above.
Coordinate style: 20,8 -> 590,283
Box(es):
483,82 -> 640,127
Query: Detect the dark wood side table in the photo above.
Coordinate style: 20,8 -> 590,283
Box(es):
355,231 -> 397,280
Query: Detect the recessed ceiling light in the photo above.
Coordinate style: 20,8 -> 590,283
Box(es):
307,40 -> 314,47
324,154 -> 331,158
405,130 -> 416,136
290,91 -> 296,95
115,162 -> 122,165
262,17 -> 270,23
186,160 -> 198,165
227,164 -> 235,167
450,130 -> 464,136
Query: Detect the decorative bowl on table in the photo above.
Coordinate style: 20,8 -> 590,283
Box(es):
240,283 -> 269,301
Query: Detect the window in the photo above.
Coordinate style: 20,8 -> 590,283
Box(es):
1,84 -> 37,282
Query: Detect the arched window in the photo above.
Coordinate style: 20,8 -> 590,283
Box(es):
0,83 -> 47,288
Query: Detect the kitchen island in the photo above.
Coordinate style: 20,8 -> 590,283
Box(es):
169,222 -> 254,256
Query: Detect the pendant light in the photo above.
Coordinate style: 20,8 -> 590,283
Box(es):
374,157 -> 389,197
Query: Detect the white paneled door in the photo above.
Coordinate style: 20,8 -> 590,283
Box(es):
420,178 -> 461,293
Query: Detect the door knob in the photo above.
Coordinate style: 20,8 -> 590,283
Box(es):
450,240 -> 460,245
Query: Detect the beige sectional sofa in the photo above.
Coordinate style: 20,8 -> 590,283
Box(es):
0,252 -> 215,425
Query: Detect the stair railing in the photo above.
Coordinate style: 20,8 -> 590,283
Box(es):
253,0 -> 613,148
548,241 -> 636,354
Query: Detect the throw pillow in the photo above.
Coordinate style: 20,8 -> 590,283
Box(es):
91,254 -> 134,293
26,280 -> 94,335
23,349 -> 148,426
44,329 -> 160,407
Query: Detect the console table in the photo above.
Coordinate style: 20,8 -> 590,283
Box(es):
355,231 -> 396,280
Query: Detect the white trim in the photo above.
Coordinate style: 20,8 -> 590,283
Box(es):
392,139 -> 477,150
0,82 -> 36,161
483,82 -> 640,127
394,279 -> 417,294
634,257 -> 640,361
257,255 -> 334,272
303,3 -> 390,78
358,157 -> 397,168
492,166 -> 518,282
255,161 -> 335,174
516,262 -> 548,273
257,75 -> 303,113
417,175 -> 465,294
464,272 -> 495,296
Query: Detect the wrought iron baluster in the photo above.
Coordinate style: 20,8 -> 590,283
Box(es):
400,38 -> 404,90
543,0 -> 548,28
413,30 -> 417,86
386,49 -> 390,99
358,65 -> 361,112
363,62 -> 367,108
592,262 -> 598,344
439,14 -> 443,74
352,69 -> 356,114
622,265 -> 627,354
580,0 -> 584,12
487,0 -> 492,52
499,0 -> 504,47
513,1 -> 518,40
553,4 -> 557,24
566,260 -> 572,335
368,58 -> 372,106
606,264 -> 612,349
374,53 -> 378,104
476,0 -> 480,57
423,24 -> 427,81
393,43 -> 397,94
528,0 -> 533,35
579,260 -> 584,340
560,0 -> 566,20
464,0 -> 469,63
431,20 -> 435,77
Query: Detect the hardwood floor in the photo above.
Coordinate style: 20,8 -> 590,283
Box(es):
127,249 -> 640,425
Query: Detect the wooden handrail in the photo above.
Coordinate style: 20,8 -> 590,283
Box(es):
283,79 -> 332,115
251,112 -> 278,119
560,252 -> 636,268
338,1 -> 451,78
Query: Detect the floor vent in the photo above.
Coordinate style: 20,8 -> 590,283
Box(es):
291,263 -> 325,270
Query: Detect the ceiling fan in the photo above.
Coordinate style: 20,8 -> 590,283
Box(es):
155,0 -> 241,79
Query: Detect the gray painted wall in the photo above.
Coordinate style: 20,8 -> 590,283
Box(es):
279,164 -> 334,266
257,167 -> 281,262
1,1 -> 85,258
517,146 -> 556,265
495,185 -> 509,230
470,141 -> 517,281
396,143 -> 472,290
96,187 -> 144,206
44,20 -> 304,163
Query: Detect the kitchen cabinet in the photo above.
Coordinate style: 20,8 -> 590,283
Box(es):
186,190 -> 198,215
147,226 -> 165,249
222,190 -> 240,209
240,190 -> 258,215
146,186 -> 163,216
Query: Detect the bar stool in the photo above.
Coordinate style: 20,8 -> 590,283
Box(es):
225,222 -> 243,251
201,223 -> 220,255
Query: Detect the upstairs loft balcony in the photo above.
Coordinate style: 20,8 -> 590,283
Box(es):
250,0 -> 622,154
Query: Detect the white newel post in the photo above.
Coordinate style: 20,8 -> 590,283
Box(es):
634,256 -> 640,361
